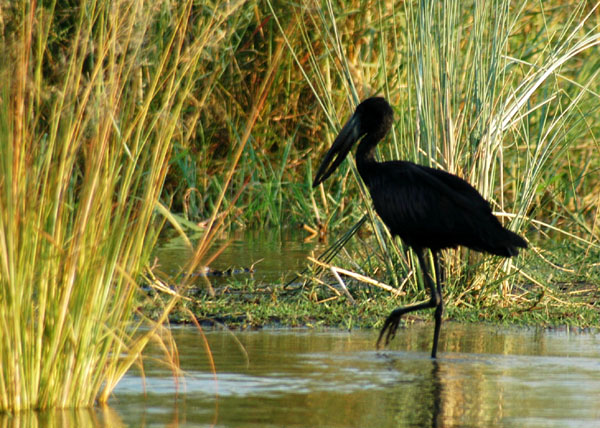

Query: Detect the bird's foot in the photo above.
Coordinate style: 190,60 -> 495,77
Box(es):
376,308 -> 404,349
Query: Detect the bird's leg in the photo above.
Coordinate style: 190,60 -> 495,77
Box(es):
377,249 -> 441,350
431,251 -> 444,359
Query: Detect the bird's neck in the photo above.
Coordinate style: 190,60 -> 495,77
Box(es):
355,135 -> 379,178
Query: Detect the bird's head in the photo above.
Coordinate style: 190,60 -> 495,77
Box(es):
312,97 -> 393,187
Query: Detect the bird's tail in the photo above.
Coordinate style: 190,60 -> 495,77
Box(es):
490,228 -> 528,257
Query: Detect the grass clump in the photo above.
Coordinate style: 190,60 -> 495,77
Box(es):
0,0 -> 240,411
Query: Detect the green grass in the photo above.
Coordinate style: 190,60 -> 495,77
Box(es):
0,0 -> 241,411
259,0 -> 600,305
148,0 -> 600,344
171,0 -> 599,289
141,259 -> 599,331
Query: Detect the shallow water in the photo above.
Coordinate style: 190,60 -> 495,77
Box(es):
4,324 -> 599,427
104,324 -> 599,428
154,228 -> 320,285
7,231 -> 598,427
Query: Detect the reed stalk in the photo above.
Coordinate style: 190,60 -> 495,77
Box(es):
268,0 -> 600,299
0,0 -> 242,411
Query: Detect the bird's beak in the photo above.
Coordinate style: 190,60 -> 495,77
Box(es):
312,114 -> 361,187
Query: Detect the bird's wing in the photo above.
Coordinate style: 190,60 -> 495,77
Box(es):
366,161 -> 499,249
412,163 -> 493,213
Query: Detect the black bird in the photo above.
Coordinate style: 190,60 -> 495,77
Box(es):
312,97 -> 527,358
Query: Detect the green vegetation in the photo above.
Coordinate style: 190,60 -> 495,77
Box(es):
0,0 -> 599,413
163,0 -> 599,328
143,238 -> 599,332
0,0 -> 240,411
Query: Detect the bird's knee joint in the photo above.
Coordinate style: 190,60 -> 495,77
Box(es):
430,292 -> 442,307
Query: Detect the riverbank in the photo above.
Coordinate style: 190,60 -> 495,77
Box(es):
140,273 -> 599,332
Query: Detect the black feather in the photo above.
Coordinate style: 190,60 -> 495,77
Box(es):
313,97 -> 527,358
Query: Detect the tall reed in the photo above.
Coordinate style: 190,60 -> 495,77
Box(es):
269,0 -> 600,299
0,0 -> 242,411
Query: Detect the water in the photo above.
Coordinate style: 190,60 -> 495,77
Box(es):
104,324 -> 599,427
7,231 -> 599,427
154,228 -> 321,285
3,325 -> 599,427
